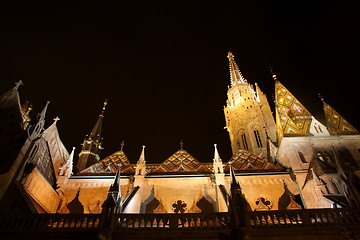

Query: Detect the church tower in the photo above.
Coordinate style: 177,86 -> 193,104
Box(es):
77,100 -> 107,172
224,52 -> 276,157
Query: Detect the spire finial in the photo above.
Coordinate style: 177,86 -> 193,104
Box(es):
53,117 -> 60,125
227,51 -> 234,60
227,51 -> 247,86
120,141 -> 125,151
180,140 -> 184,150
269,66 -> 277,81
317,92 -> 325,104
101,99 -> 108,115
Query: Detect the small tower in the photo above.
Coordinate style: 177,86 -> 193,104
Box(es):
224,52 -> 276,157
134,145 -> 146,187
77,100 -> 107,172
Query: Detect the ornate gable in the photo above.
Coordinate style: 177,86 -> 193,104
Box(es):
323,102 -> 359,135
80,151 -> 134,174
149,149 -> 211,174
225,149 -> 282,172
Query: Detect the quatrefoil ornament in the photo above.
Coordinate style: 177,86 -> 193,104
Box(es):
172,200 -> 187,213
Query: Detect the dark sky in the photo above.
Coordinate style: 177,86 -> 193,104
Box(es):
1,0 -> 359,164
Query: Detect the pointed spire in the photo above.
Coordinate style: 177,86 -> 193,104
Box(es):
59,147 -> 75,178
109,164 -> 122,193
229,161 -> 241,190
227,51 -> 247,87
136,145 -> 146,176
29,101 -> 50,139
322,98 -> 359,135
213,144 -> 221,162
213,144 -> 224,174
89,99 -> 107,140
77,100 -> 107,171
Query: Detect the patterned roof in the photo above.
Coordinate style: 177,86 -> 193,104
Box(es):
79,148 -> 283,175
275,81 -> 313,143
224,149 -> 282,172
323,102 -> 359,135
80,151 -> 134,174
149,149 -> 212,174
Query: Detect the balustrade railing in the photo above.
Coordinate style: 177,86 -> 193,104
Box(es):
1,208 -> 360,233
248,208 -> 360,227
0,214 -> 101,232
114,213 -> 231,231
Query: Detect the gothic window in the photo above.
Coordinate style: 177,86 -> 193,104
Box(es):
241,133 -> 248,150
254,130 -> 262,148
31,138 -> 55,185
298,152 -> 307,163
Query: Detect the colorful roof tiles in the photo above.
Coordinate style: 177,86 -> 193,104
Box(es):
323,102 -> 359,135
80,151 -> 134,174
275,81 -> 313,140
225,149 -> 282,172
151,149 -> 211,174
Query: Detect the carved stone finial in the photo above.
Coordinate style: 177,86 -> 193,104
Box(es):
120,141 -> 125,151
180,140 -> 184,150
14,80 -> 23,90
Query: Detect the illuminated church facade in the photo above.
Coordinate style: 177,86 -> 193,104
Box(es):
1,52 -> 360,239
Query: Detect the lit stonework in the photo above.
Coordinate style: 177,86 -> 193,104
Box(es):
224,52 -> 276,157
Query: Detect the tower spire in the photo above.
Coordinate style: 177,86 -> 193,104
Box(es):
135,145 -> 146,176
227,51 -> 247,86
77,100 -> 108,172
213,144 -> 224,174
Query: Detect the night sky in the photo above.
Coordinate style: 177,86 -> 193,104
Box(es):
1,1 -> 359,165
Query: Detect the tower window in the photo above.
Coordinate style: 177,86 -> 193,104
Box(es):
298,152 -> 307,163
254,130 -> 262,148
241,134 -> 248,150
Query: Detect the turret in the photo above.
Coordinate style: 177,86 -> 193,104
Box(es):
77,100 -> 107,172
134,145 -> 146,187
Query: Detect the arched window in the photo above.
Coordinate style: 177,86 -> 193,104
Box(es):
298,152 -> 307,163
254,130 -> 262,148
241,133 -> 248,150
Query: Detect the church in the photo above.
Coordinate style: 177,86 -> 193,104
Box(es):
1,52 -> 360,239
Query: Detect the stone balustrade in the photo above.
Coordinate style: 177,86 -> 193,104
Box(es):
1,208 -> 360,233
248,208 -> 360,227
115,212 -> 231,230
0,214 -> 101,232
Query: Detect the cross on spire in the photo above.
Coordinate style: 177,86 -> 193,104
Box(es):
14,80 -> 23,90
53,117 -> 60,125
